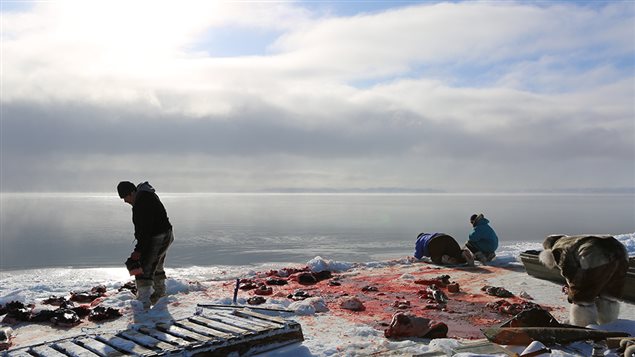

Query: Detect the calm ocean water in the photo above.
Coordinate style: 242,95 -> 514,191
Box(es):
1,193 -> 633,270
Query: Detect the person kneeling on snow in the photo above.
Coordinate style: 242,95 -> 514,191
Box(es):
118,181 -> 175,309
414,232 -> 474,266
539,234 -> 628,327
465,213 -> 498,263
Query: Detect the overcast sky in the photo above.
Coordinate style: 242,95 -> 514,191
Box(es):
1,1 -> 633,193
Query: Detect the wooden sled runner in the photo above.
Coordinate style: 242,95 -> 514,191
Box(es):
482,326 -> 629,345
2,306 -> 303,357
519,250 -> 635,302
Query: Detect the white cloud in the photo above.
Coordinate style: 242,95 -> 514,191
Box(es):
1,1 -> 633,192
272,2 -> 633,79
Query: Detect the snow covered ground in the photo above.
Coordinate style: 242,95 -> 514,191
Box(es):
1,233 -> 634,356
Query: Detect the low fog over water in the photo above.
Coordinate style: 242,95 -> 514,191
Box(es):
1,193 -> 633,270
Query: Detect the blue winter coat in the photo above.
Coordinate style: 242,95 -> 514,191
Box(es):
468,217 -> 498,253
414,232 -> 440,259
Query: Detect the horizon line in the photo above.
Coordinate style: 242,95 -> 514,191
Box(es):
1,189 -> 634,195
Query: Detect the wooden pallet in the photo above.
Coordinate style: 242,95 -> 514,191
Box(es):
2,307 -> 303,357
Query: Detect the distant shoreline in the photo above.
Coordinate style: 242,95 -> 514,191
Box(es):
2,190 -> 634,196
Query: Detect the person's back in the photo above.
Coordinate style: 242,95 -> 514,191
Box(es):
539,234 -> 628,326
132,182 -> 172,251
466,213 -> 498,262
414,233 -> 438,260
414,232 -> 473,266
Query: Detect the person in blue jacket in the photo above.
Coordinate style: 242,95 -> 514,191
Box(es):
414,232 -> 474,266
466,213 -> 498,263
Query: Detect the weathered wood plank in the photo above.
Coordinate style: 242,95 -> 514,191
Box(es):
176,320 -> 235,340
201,313 -> 271,333
29,345 -> 69,357
189,320 -> 304,357
197,304 -> 294,313
72,338 -> 124,357
53,341 -> 100,357
7,309 -> 303,357
135,327 -> 190,347
234,309 -> 288,325
94,334 -> 156,357
483,326 -> 629,345
3,349 -> 36,357
154,323 -> 210,343
116,330 -> 179,353
212,311 -> 282,330
189,316 -> 252,335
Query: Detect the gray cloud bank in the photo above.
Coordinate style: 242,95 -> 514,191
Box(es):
2,93 -> 632,192
1,1 -> 633,192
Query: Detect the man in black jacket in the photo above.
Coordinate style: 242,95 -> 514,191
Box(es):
118,181 -> 174,309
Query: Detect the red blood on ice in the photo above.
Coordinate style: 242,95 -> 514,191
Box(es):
211,263 -> 564,339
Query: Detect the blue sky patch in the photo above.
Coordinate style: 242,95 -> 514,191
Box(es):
300,0 -> 426,17
187,25 -> 283,57
0,0 -> 33,13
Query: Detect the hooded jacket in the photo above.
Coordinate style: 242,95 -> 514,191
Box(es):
539,234 -> 628,301
414,232 -> 441,259
540,234 -> 627,278
468,214 -> 498,253
132,182 -> 172,255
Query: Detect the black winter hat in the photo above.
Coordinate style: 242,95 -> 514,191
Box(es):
117,181 -> 136,198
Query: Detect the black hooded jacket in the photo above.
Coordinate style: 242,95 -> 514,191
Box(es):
132,182 -> 172,254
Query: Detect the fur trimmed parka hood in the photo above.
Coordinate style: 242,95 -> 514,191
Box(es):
539,234 -> 625,271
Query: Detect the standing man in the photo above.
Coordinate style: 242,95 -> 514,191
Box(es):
117,181 -> 174,309
466,213 -> 498,263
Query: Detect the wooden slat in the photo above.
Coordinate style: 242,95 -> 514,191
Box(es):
73,338 -> 124,357
3,349 -> 36,357
117,330 -> 179,353
7,309 -> 304,357
213,311 -> 282,329
135,327 -> 190,347
197,304 -> 294,313
53,341 -> 100,357
94,334 -> 156,357
29,345 -> 68,357
235,309 -> 288,325
201,313 -> 271,333
176,320 -> 235,340
154,323 -> 210,343
189,316 -> 251,335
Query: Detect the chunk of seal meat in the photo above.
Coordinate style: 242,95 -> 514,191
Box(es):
384,312 -> 448,339
340,297 -> 365,311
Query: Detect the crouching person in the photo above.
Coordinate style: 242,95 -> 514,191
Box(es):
118,181 -> 175,309
539,234 -> 628,326
414,232 -> 474,266
465,213 -> 499,263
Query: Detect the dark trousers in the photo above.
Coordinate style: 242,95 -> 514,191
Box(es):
465,240 -> 486,254
136,229 -> 174,285
428,234 -> 464,264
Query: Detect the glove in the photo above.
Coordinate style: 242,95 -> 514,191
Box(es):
130,251 -> 141,260
125,257 -> 143,276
